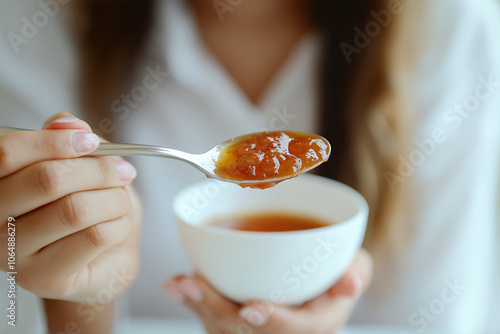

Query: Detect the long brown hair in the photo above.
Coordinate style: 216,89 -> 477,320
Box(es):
74,0 -> 417,256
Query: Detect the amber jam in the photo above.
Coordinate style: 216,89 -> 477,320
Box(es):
213,131 -> 330,189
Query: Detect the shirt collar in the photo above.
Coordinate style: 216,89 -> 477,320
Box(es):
156,0 -> 320,114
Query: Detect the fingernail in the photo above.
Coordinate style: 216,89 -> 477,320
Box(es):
178,279 -> 203,303
115,160 -> 137,181
162,281 -> 185,303
240,307 -> 269,327
72,132 -> 99,152
352,274 -> 363,299
52,116 -> 79,123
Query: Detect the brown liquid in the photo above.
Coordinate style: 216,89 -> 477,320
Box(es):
207,213 -> 330,232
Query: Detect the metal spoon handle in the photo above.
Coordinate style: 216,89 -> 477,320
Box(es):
0,126 -> 199,163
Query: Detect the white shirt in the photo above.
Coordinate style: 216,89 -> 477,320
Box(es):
0,0 -> 499,333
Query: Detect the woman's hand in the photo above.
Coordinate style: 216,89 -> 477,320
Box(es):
163,249 -> 372,334
0,112 -> 142,303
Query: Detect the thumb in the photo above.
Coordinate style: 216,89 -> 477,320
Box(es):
238,301 -> 311,334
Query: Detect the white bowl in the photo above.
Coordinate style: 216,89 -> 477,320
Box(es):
172,174 -> 368,306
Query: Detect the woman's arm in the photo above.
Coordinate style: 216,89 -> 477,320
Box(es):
43,299 -> 114,334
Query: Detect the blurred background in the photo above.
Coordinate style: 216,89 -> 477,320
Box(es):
0,0 -> 499,333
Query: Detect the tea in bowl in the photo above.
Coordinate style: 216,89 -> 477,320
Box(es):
172,174 -> 368,306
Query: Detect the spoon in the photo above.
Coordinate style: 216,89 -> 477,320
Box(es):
0,127 -> 330,187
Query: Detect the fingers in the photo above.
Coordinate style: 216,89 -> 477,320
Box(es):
162,248 -> 374,334
356,248 -> 374,290
301,249 -> 373,313
238,249 -> 373,334
15,187 -> 131,256
324,248 -> 373,298
25,216 -> 132,285
163,275 -> 241,330
42,112 -> 92,132
0,118 -> 98,179
239,302 -> 302,333
163,250 -> 374,334
0,156 -> 136,218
